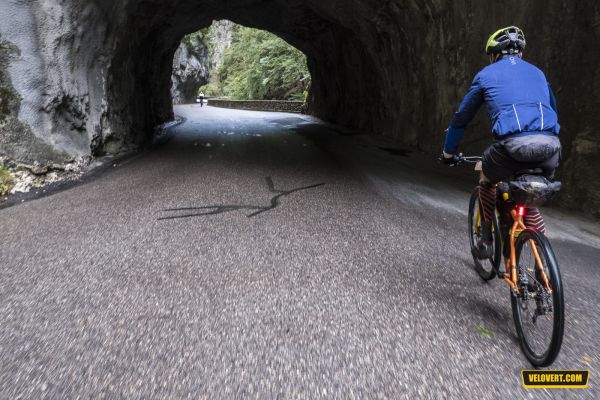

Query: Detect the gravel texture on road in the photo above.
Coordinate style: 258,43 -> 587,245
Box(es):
1,105 -> 598,399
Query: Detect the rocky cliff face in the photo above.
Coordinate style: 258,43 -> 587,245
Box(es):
171,34 -> 210,105
0,0 -> 599,214
207,20 -> 236,76
170,21 -> 236,104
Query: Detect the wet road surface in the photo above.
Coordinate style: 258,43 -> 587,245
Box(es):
1,105 -> 598,399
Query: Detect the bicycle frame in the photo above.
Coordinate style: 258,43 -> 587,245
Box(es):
456,153 -> 553,296
503,207 -> 552,296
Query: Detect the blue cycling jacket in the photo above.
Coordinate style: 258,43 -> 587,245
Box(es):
444,56 -> 560,154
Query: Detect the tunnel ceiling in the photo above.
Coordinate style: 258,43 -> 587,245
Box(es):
1,0 -> 600,215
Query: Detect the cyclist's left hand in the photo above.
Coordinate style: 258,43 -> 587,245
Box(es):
440,152 -> 459,166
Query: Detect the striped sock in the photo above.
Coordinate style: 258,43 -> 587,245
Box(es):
478,185 -> 497,222
524,208 -> 546,234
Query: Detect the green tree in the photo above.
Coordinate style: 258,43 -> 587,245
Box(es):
217,28 -> 310,100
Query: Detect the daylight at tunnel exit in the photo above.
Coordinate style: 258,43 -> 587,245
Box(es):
0,1 -> 599,399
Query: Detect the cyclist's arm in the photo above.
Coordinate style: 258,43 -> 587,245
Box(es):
548,83 -> 558,113
444,74 -> 484,155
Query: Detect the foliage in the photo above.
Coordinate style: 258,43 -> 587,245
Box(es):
203,27 -> 310,100
0,166 -> 14,196
199,81 -> 222,97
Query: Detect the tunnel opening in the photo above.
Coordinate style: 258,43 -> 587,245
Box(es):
170,20 -> 311,107
98,1 -> 387,159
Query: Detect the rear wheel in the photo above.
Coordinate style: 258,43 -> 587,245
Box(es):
468,189 -> 501,280
511,229 -> 564,367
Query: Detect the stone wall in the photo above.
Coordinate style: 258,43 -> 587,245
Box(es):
0,0 -> 599,215
208,99 -> 303,113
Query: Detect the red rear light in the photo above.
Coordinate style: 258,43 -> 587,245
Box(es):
518,206 -> 526,217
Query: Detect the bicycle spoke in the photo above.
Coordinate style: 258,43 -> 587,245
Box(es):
516,237 -> 556,358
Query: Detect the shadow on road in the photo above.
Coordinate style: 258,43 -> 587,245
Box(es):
158,176 -> 325,220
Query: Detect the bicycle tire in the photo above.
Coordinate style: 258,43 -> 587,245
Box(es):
468,189 -> 501,280
511,229 -> 564,367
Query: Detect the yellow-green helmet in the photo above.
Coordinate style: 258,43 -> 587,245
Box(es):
485,26 -> 526,55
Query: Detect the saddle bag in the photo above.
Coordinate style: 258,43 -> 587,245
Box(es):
508,175 -> 562,207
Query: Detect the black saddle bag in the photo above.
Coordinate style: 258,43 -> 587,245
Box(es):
508,175 -> 562,207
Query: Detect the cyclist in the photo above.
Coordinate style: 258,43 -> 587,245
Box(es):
442,26 -> 561,259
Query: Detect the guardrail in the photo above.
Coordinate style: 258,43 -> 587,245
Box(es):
207,99 -> 304,113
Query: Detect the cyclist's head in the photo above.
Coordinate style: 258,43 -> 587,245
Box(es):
485,26 -> 526,63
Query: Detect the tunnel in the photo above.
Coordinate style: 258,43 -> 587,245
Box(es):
0,1 -> 600,215
3,3 -> 600,396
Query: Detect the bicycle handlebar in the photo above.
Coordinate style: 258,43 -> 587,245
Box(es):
440,130 -> 482,166
456,155 -> 482,164
439,153 -> 482,167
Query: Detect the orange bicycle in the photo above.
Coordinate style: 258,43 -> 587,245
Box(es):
459,155 -> 564,367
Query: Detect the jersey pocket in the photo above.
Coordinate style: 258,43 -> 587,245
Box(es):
519,103 -> 547,132
493,103 -> 558,135
493,107 -> 522,135
539,103 -> 560,134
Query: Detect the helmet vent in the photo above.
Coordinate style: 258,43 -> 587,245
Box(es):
486,26 -> 526,55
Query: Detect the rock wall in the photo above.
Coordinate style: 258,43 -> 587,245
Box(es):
209,99 -> 303,113
0,0 -> 113,165
0,0 -> 599,214
207,21 -> 236,77
171,33 -> 210,105
170,21 -> 237,104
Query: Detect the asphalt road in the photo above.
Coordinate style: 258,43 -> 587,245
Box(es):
1,105 -> 598,399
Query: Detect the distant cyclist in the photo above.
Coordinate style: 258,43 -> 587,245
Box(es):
197,91 -> 205,107
442,26 -> 561,259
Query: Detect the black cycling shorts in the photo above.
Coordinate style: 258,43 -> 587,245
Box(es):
482,138 -> 560,183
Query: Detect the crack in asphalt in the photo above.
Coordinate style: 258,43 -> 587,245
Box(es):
158,177 -> 325,220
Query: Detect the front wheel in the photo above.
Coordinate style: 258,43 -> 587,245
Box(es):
468,189 -> 501,280
511,229 -> 564,367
